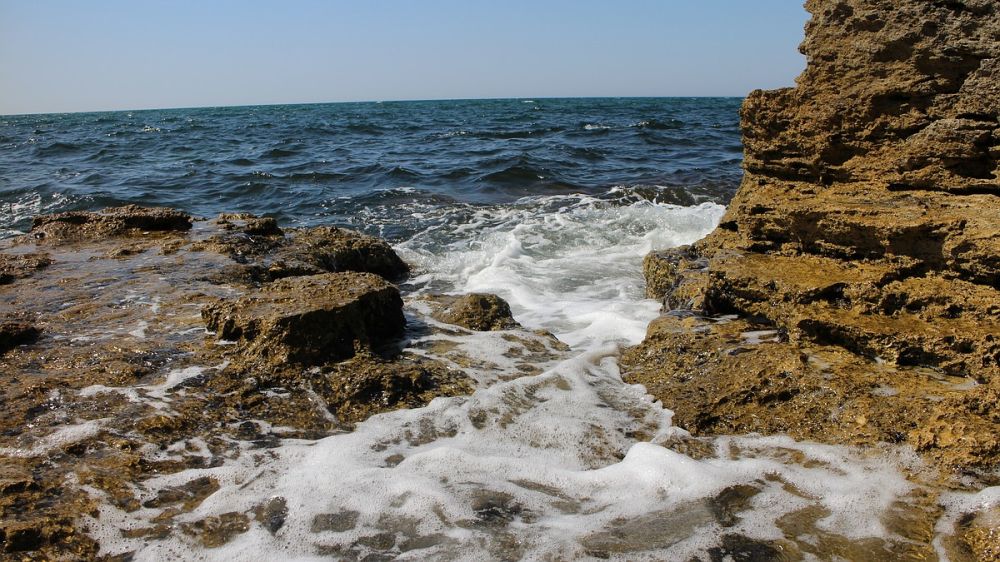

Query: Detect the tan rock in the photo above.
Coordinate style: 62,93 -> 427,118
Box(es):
29,205 -> 192,242
628,0 -> 1000,474
430,293 -> 521,331
202,272 -> 406,366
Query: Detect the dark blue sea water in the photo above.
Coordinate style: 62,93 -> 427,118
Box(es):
0,98 -> 742,239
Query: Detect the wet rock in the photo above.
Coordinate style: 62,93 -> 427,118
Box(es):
469,491 -> 524,527
643,245 -> 709,310
316,354 -> 474,424
706,534 -> 793,562
954,504 -> 1000,562
581,504 -> 715,555
626,0 -> 1000,473
431,293 -> 520,331
201,222 -> 409,283
202,272 -> 406,366
0,322 -> 40,355
180,512 -> 250,548
253,497 -> 288,534
30,205 -> 192,242
311,510 -> 360,533
708,484 -> 761,528
142,476 -> 220,510
217,213 -> 284,236
0,252 -> 51,284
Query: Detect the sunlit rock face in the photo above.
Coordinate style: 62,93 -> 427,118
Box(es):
627,0 -> 1000,472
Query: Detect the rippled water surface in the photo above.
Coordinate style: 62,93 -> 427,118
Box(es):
0,97 -> 742,238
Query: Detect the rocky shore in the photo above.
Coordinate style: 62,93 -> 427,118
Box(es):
0,206 -> 537,558
624,0 -> 999,557
2,0 -> 998,559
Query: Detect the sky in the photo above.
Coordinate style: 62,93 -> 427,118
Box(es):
0,1 -> 809,115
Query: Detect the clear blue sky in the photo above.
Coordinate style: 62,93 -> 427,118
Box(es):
0,1 -> 808,115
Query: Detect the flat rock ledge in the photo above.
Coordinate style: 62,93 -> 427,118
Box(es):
29,205 -> 193,242
202,272 -> 406,367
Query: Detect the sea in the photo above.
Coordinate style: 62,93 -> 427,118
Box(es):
1,98 -> 984,560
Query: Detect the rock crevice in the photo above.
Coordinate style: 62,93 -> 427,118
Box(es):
625,0 -> 1000,473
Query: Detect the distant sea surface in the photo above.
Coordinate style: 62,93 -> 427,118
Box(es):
0,97 -> 742,239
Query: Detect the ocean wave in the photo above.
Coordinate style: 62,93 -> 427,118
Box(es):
632,118 -> 685,130
261,147 -> 298,159
33,141 -> 81,156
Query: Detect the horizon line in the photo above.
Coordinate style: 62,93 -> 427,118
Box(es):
0,94 -> 747,119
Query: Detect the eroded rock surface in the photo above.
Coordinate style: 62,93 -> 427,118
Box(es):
0,209 -> 470,559
29,205 -> 193,242
203,272 -> 406,366
196,221 -> 410,283
429,293 -> 521,331
624,0 -> 1000,478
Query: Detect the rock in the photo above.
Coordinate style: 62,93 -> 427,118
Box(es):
627,0 -> 1000,473
431,293 -> 520,331
200,222 -> 409,283
202,272 -> 406,366
0,252 -> 51,284
286,226 -> 409,281
643,246 -> 708,310
217,213 -> 284,236
180,512 -> 250,548
0,322 -> 40,355
315,354 -> 475,423
30,205 -> 192,242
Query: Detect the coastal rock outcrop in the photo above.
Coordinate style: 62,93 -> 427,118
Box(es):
29,205 -> 193,242
200,222 -> 410,283
0,208 -> 473,558
624,0 -> 1000,473
202,272 -> 406,366
430,293 -> 521,331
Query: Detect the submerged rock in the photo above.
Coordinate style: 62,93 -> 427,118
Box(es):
202,272 -> 406,366
0,252 -> 51,285
430,293 -> 521,331
625,0 -> 1000,473
315,353 -> 474,423
0,322 -> 40,355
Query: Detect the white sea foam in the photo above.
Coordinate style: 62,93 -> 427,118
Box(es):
82,194 -> 962,559
0,419 -> 106,458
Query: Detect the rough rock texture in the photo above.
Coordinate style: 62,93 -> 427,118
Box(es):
197,221 -> 410,283
29,205 -> 192,242
202,272 -> 406,366
0,209 -> 476,559
430,293 -> 521,331
624,0 -> 1000,474
0,252 -> 51,285
0,322 -> 40,355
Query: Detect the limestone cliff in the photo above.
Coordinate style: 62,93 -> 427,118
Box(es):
624,0 -> 1000,474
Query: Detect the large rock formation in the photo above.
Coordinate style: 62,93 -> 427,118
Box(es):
624,0 -> 1000,473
